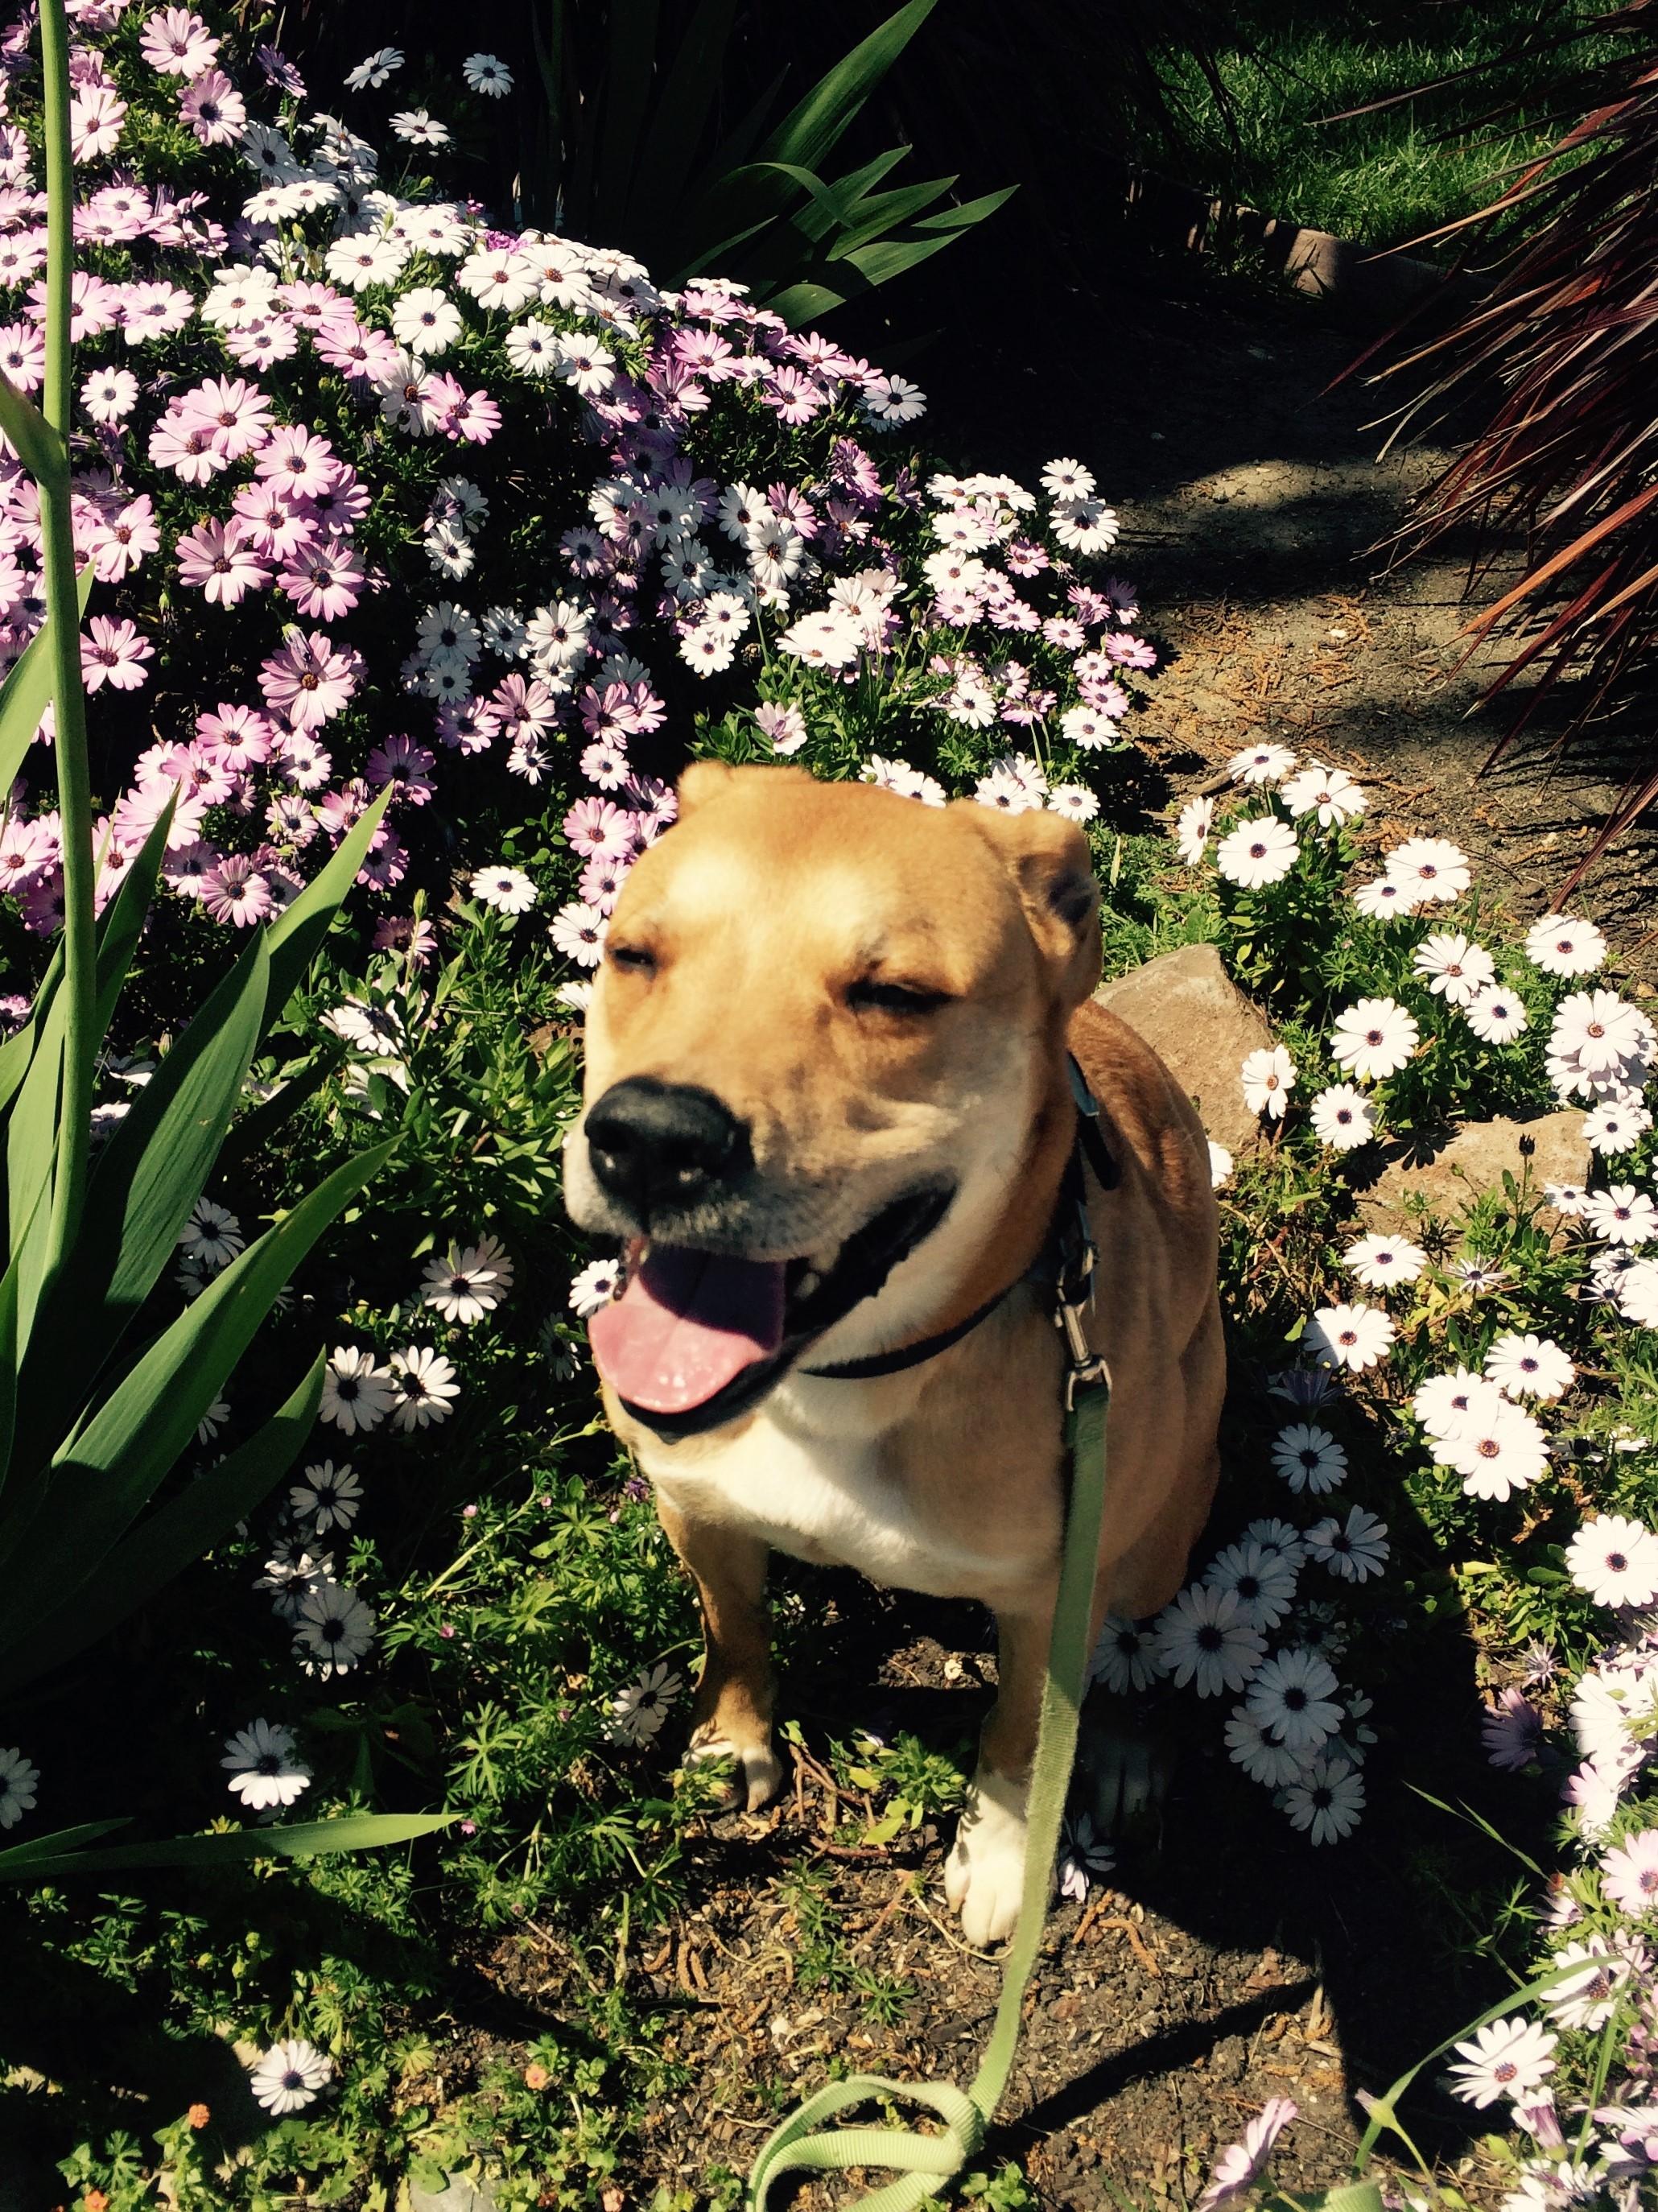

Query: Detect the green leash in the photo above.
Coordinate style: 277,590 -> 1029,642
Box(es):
745,1376 -> 1112,2210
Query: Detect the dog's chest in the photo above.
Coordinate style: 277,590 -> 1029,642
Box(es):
648,1409 -> 1014,1597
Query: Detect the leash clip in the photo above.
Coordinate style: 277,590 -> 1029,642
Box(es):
1057,1293 -> 1108,1409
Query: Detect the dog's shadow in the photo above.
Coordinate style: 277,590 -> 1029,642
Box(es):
758,1473 -> 1553,2173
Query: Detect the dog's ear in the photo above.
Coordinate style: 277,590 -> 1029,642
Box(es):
975,807 -> 1103,1006
674,760 -> 738,820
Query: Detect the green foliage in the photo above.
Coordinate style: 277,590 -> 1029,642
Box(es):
529,0 -> 1013,318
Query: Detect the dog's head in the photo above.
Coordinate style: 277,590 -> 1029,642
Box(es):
565,762 -> 1101,1435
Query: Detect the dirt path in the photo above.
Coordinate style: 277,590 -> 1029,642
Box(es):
923,266 -> 1658,963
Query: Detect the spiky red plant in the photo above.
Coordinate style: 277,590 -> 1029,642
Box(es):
1366,2 -> 1658,898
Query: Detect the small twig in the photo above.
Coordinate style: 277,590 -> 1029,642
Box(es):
1093,1915 -> 1163,1976
852,1870 -> 916,1957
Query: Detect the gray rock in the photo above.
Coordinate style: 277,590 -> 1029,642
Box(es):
1095,943 -> 1275,1156
1352,1109 -> 1589,1235
406,2176 -> 499,2212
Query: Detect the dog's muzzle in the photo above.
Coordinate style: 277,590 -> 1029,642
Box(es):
587,1185 -> 956,1440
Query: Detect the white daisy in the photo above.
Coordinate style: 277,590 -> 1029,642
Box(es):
178,1195 -> 244,1271
0,1747 -> 39,1830
288,1460 -> 362,1536
1304,1302 -> 1395,1372
1240,1046 -> 1297,1121
1525,913 -> 1606,979
422,1242 -> 509,1325
1565,1516 -> 1658,1609
250,2037 -> 333,2115
1204,1538 -> 1298,1632
1330,997 -> 1418,1083
1485,1333 -> 1574,1403
1304,1506 -> 1390,1583
462,51 -> 513,94
1227,742 -> 1297,787
1585,1184 -> 1658,1248
1413,1368 -> 1511,1440
1244,1647 -> 1342,1756
1057,1811 -> 1116,1901
1545,1182 -> 1590,1215
1342,1234 -> 1426,1290
570,1256 -> 623,1318
1151,1583 -> 1266,1698
1615,1259 -> 1658,1329
343,47 -> 403,90
1244,1517 -> 1309,1568
608,1661 -> 683,1745
1385,836 -> 1470,905
1464,984 -> 1529,1046
1434,1403 -> 1550,1501
1584,1101 -> 1652,1155
1215,816 -> 1298,889
320,1346 -> 395,1436
1548,1936 -> 1642,2030
390,1346 -> 459,1430
1413,932 -> 1495,1007
1309,1083 -> 1375,1152
221,1719 -> 311,1812
1446,2017 -> 1557,2109
1224,1706 -> 1302,1788
1270,1422 -> 1347,1496
1281,762 -> 1366,827
1207,1141 -> 1234,1190
1091,1614 -> 1162,1694
1282,1753 -> 1366,1844
1351,875 -> 1413,920
293,1582 -> 376,1677
1175,794 -> 1214,865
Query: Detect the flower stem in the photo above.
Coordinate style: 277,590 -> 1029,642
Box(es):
38,0 -> 95,1277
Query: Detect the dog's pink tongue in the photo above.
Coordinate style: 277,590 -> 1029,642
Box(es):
588,1245 -> 786,1414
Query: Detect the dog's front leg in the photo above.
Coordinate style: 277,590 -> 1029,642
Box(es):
944,1599 -> 1052,1946
655,1499 -> 785,1811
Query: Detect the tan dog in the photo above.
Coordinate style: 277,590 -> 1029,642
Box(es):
565,763 -> 1223,1943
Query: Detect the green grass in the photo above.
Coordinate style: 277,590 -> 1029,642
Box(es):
1140,0 -> 1625,250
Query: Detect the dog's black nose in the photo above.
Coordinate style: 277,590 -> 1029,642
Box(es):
584,1078 -> 752,1220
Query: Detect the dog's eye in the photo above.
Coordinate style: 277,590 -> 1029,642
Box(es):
846,979 -> 951,1017
607,943 -> 657,976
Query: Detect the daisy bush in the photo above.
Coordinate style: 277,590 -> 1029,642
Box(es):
0,1 -> 1170,2201
1132,742 -> 1658,2210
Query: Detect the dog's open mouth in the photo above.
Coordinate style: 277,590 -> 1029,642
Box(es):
588,1185 -> 954,1438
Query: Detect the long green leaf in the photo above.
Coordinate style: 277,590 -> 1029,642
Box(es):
759,0 -> 935,171
594,0 -> 660,231
0,1353 -> 325,1693
0,1818 -> 130,1868
822,175 -> 958,256
262,785 -> 390,1029
0,559 -> 93,798
625,0 -> 737,233
0,1139 -> 394,1641
790,147 -> 914,246
0,1227 -> 18,1502
9,933 -> 270,1484
215,1040 -> 345,1180
0,366 -> 64,491
0,1810 -> 452,1880
5,983 -> 63,1351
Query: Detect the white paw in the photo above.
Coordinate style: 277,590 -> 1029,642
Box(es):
683,1728 -> 785,1812
943,1769 -> 1035,1946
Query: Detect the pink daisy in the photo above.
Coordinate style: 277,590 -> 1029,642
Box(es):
175,518 -> 270,606
80,614 -> 152,691
259,630 -> 360,730
279,534 -> 364,622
